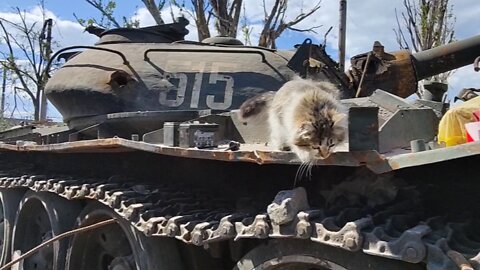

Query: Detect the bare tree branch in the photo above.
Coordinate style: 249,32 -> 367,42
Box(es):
191,0 -> 211,40
19,10 -> 41,79
229,0 -> 242,37
394,0 -> 456,92
262,0 -> 268,21
141,0 -> 165,24
259,0 -> 322,49
78,0 -> 322,47
240,2 -> 253,45
288,25 -> 322,34
0,6 -> 51,120
258,0 -> 281,47
0,20 -> 32,98
208,0 -> 243,37
83,0 -> 122,28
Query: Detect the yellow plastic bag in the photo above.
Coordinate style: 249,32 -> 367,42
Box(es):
438,96 -> 480,146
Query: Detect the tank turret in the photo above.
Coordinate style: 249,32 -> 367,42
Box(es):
44,20 -> 297,127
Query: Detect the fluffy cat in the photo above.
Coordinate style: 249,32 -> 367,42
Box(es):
239,78 -> 347,162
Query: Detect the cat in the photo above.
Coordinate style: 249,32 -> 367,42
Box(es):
238,77 -> 347,162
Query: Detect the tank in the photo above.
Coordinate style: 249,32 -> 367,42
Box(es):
0,19 -> 479,270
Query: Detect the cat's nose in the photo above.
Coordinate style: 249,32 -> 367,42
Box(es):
318,146 -> 331,159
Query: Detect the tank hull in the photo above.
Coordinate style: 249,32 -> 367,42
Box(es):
0,139 -> 479,269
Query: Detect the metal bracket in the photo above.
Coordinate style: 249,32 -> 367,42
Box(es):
363,224 -> 431,263
348,106 -> 379,152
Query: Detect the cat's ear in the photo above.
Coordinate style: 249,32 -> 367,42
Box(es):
294,123 -> 313,146
299,123 -> 315,134
332,113 -> 347,126
332,126 -> 346,141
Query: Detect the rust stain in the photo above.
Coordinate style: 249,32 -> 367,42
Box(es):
0,139 -> 402,174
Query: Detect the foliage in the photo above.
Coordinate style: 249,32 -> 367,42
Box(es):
74,0 -> 141,28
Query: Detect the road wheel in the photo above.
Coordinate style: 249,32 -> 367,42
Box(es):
65,202 -> 185,270
12,191 -> 82,270
0,188 -> 25,266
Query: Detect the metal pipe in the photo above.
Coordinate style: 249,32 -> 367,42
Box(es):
0,219 -> 116,270
338,0 -> 347,71
355,52 -> 372,97
412,34 -> 480,80
1,67 -> 5,119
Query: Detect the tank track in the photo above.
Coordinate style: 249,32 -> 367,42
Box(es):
0,163 -> 479,270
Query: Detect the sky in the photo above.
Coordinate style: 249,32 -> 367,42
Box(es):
0,0 -> 479,120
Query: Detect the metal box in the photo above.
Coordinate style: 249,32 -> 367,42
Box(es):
179,123 -> 219,148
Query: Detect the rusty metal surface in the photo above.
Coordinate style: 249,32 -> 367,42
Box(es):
1,138 -> 480,173
349,46 -> 418,98
0,138 -> 366,165
0,139 -> 132,153
349,35 -> 480,99
286,39 -> 349,94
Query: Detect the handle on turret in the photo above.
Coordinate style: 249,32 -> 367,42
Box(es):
474,56 -> 480,72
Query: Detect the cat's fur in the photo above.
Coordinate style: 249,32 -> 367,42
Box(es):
239,78 -> 347,162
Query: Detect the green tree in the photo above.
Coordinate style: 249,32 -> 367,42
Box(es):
75,0 -> 142,28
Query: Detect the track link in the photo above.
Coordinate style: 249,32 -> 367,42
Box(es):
0,163 -> 479,269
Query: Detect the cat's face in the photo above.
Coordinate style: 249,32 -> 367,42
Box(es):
294,111 -> 347,160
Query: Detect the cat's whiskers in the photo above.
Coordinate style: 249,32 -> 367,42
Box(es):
294,160 -> 316,187
306,160 -> 314,179
294,162 -> 308,186
294,163 -> 304,185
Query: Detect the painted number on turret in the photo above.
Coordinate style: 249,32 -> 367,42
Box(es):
160,61 -> 236,110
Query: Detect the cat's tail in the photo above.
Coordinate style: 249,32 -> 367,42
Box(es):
237,91 -> 275,123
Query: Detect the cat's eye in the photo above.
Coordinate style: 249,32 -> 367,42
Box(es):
327,138 -> 335,146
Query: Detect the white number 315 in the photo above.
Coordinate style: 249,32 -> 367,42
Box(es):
159,62 -> 236,110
